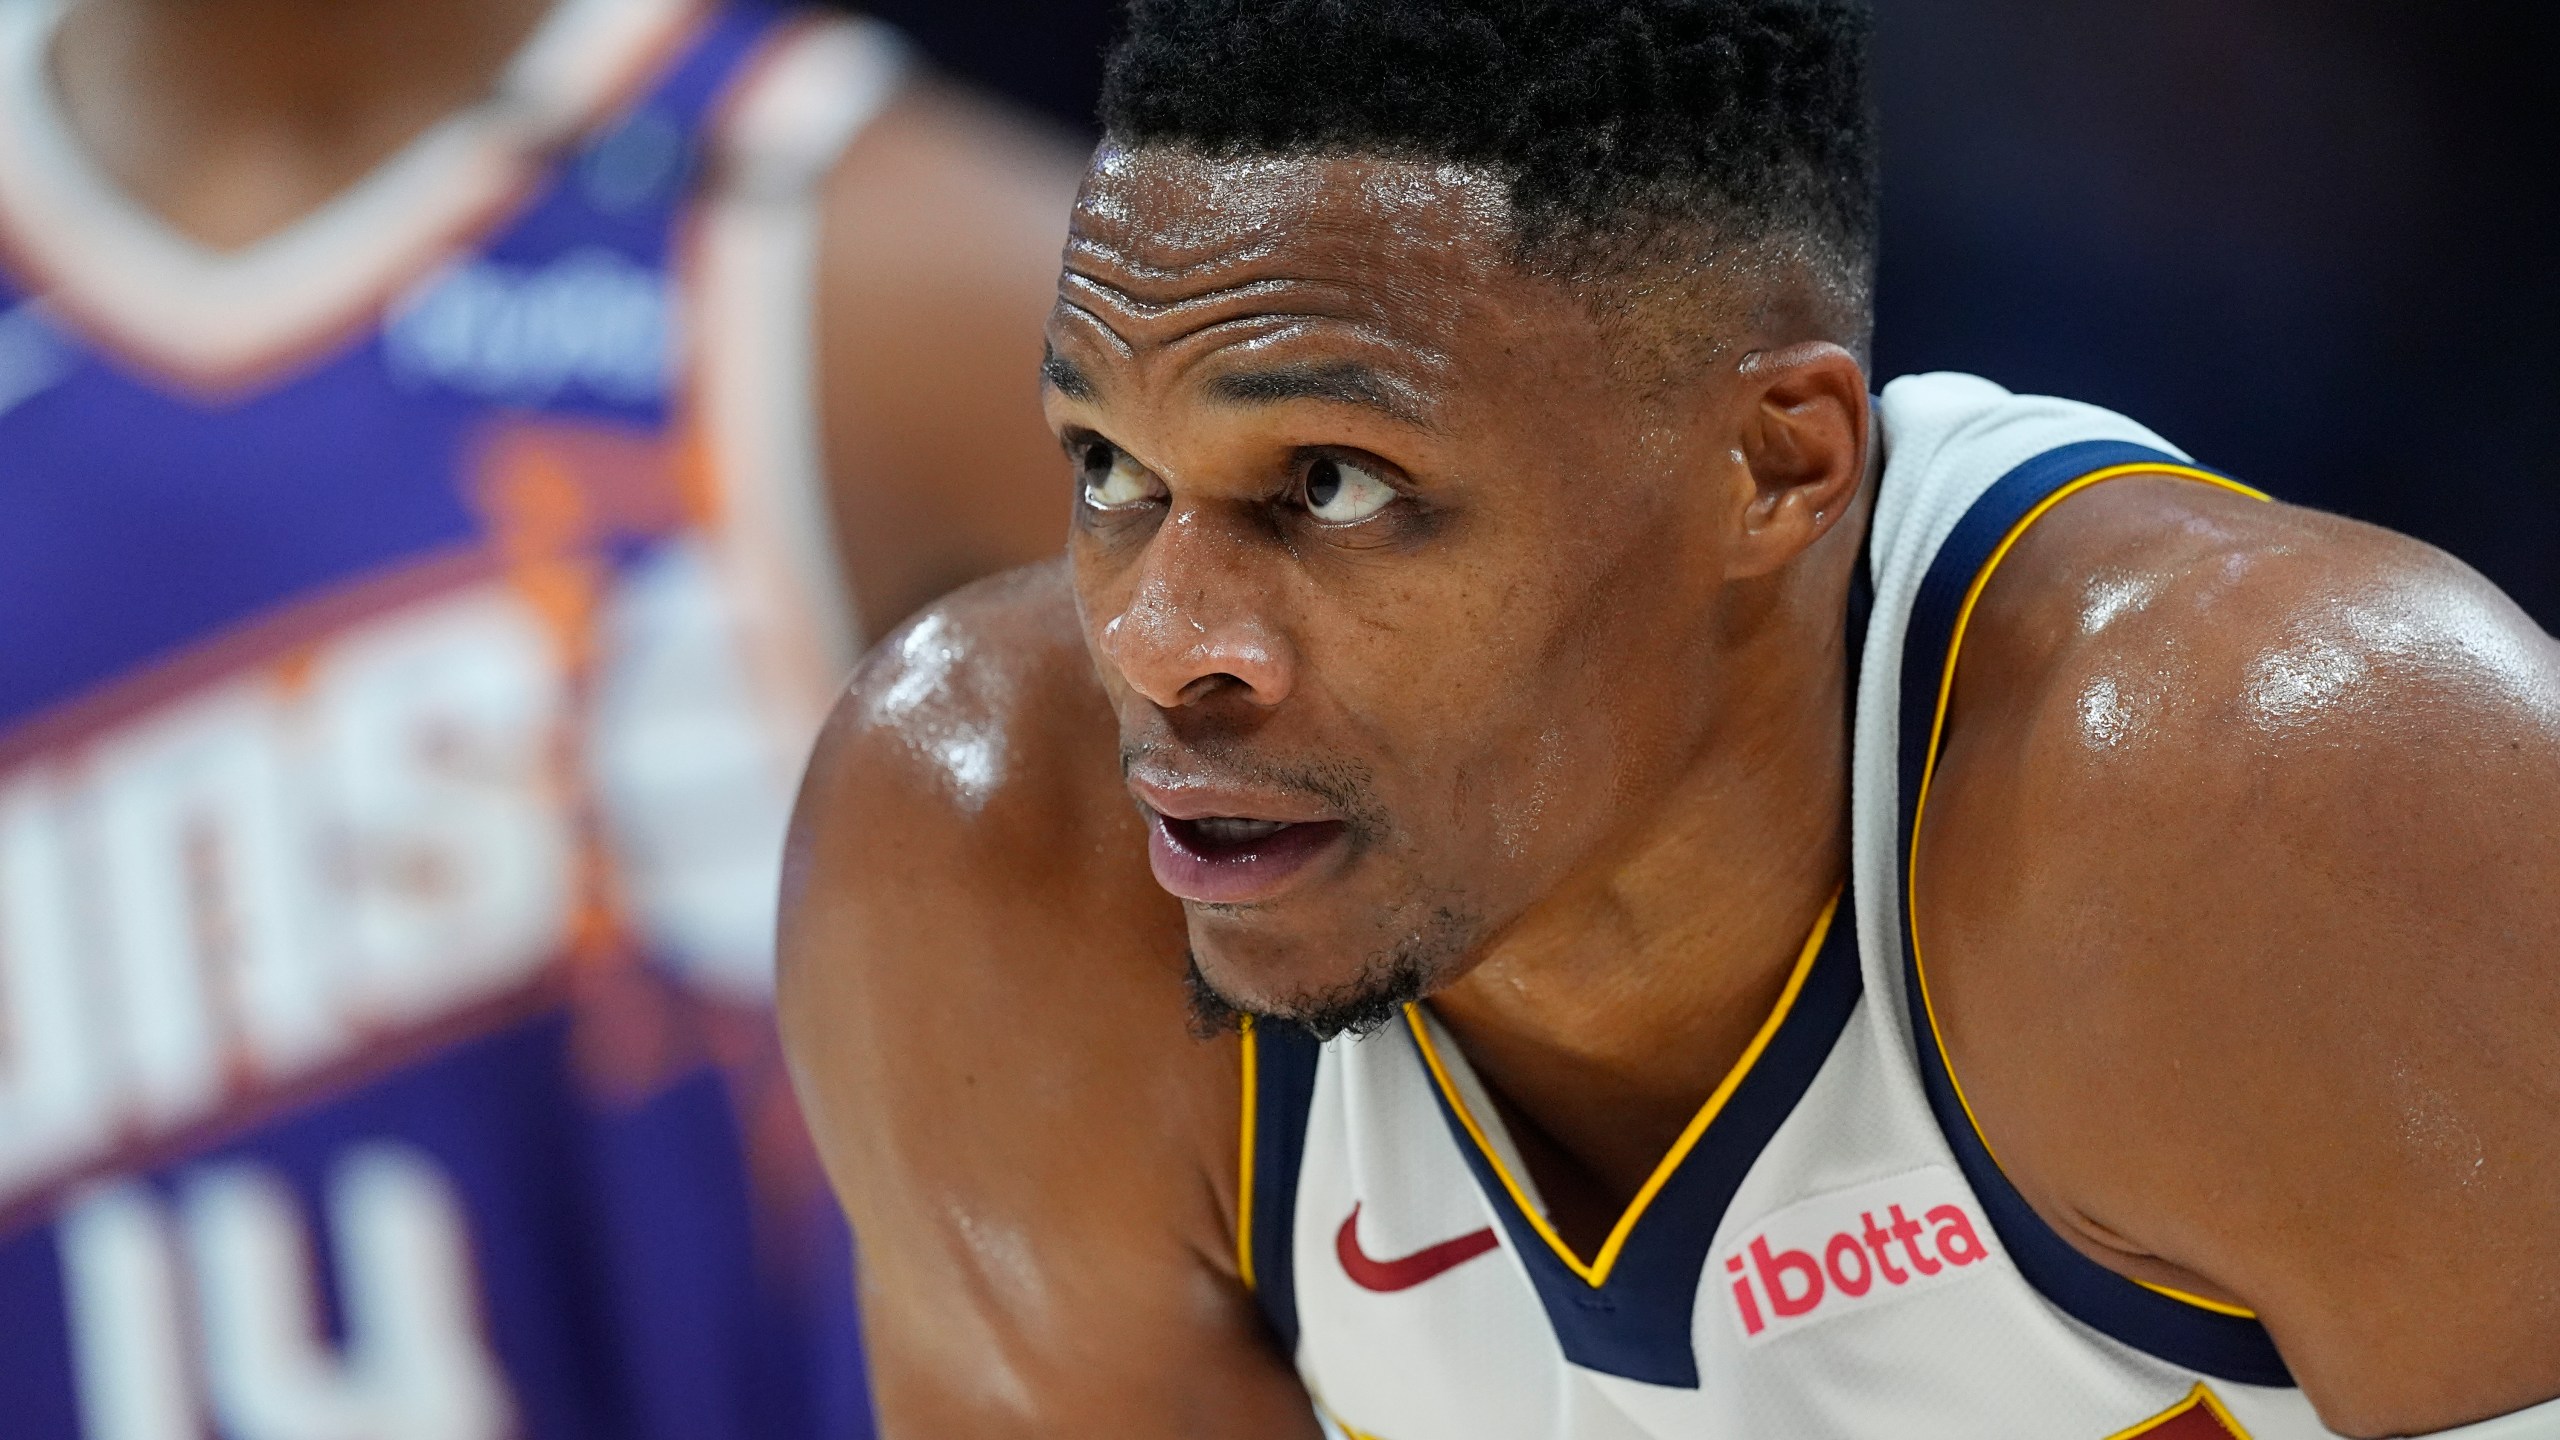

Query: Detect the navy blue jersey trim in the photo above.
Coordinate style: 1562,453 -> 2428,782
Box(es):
1247,1021 -> 1323,1357
1413,905 -> 1863,1389
1896,439 -> 2295,1388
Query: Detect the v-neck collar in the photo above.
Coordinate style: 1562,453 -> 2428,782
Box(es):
0,0 -> 697,386
1405,888 -> 1864,1389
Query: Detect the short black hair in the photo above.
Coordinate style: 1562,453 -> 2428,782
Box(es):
1098,0 -> 1878,343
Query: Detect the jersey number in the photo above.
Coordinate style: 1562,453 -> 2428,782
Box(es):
56,1142 -> 514,1440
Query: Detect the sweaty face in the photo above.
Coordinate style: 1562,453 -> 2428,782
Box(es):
1046,149 -> 1757,1035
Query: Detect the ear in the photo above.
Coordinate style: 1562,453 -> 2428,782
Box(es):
1724,343 -> 1870,581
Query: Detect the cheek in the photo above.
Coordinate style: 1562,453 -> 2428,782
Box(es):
1481,720 -> 1576,862
1324,609 -> 1634,865
1454,691 -> 1640,869
1382,558 -> 1720,865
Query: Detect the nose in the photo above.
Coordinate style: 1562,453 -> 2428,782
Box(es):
1095,508 -> 1296,710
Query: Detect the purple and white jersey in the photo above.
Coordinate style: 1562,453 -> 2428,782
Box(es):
0,1 -> 900,1434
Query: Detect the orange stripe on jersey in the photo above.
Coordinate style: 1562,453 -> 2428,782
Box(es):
2105,1385 -> 2255,1440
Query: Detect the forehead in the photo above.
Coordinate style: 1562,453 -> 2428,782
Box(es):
1054,147 -> 1591,400
1070,146 -> 1514,271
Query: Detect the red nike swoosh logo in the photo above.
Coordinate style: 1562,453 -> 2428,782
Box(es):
1336,1203 -> 1500,1292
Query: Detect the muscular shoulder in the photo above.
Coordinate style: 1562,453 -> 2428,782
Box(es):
1931,480 -> 2560,888
1919,478 -> 2560,1429
779,559 -> 1199,1116
778,562 -> 1265,1427
793,557 -> 1130,894
1927,477 -> 2560,967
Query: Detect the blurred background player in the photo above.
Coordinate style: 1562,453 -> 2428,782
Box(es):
0,0 -> 1077,1434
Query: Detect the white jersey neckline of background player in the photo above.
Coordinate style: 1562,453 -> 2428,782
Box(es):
0,0 -> 888,675
1276,374 -> 2560,1440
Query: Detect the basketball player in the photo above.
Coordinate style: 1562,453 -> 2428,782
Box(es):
780,2 -> 2560,1437
0,0 -> 1079,1434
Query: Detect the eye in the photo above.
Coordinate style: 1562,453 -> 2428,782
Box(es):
1301,456 -> 1397,524
1077,440 -> 1160,511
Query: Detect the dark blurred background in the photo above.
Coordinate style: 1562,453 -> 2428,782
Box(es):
856,0 -> 2560,625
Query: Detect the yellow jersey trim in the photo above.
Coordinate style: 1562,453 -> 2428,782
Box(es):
1904,462 -> 2269,1323
2131,1277 -> 2259,1319
1237,1016 -> 1260,1291
2104,1382 -> 2257,1440
1316,1394 -> 1391,1440
1404,891 -> 1842,1289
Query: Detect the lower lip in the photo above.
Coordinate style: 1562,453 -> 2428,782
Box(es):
1145,813 -> 1348,904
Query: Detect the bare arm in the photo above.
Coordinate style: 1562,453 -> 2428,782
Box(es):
1925,480 -> 2560,1436
814,82 -> 1086,638
778,564 -> 1320,1438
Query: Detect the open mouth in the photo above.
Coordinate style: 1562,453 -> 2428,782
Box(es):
1145,812 -> 1349,905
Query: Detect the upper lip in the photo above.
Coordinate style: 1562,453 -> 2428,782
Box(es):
1126,769 -> 1337,825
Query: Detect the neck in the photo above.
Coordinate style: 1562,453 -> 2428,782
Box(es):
1431,480 -> 1873,1247
50,0 -> 556,249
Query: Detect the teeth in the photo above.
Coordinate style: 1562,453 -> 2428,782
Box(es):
1193,817 -> 1288,845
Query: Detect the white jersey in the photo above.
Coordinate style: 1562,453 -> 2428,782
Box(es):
1238,374 -> 2560,1440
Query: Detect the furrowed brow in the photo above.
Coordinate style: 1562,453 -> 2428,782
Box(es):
1205,362 -> 1433,430
1041,343 -> 1097,400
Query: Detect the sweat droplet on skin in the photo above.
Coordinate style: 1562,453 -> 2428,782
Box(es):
2077,572 -> 2165,635
2392,1060 -> 2489,1191
2075,675 -> 2135,750
860,611 -> 1010,813
2239,571 -> 2560,739
2244,636 -> 2366,729
1492,726 -> 1569,859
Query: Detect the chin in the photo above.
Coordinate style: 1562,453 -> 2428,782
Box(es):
1186,895 -> 1479,1042
1187,911 -> 1359,1007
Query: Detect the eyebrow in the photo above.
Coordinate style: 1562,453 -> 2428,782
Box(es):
1040,344 -> 1096,400
1204,362 -> 1433,429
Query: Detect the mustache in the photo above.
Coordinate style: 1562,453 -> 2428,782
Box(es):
1118,737 -> 1388,836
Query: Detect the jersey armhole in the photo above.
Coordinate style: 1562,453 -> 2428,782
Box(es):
1895,439 -> 2296,1388
1237,1016 -> 1322,1358
680,13 -> 912,723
